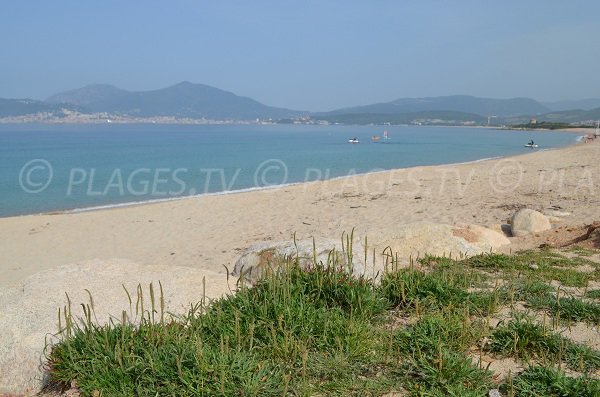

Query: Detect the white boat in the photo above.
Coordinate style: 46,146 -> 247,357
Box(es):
524,144 -> 539,148
348,138 -> 360,144
383,130 -> 390,140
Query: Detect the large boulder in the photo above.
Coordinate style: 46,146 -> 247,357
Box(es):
0,259 -> 228,396
232,238 -> 365,284
374,222 -> 510,264
511,209 -> 551,237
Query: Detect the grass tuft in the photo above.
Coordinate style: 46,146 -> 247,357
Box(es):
46,244 -> 600,396
506,365 -> 600,397
585,289 -> 600,299
488,314 -> 600,373
527,294 -> 600,324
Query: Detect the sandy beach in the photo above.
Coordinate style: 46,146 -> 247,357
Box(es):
2,134 -> 600,395
2,137 -> 599,289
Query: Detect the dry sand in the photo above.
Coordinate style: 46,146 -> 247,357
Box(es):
1,138 -> 599,289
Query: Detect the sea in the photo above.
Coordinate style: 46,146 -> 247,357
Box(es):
0,123 -> 579,217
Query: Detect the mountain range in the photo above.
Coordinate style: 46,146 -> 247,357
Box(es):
542,98 -> 600,112
1,81 -> 599,124
321,95 -> 551,118
45,82 -> 302,120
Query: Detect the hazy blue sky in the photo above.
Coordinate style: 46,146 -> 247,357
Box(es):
1,1 -> 599,111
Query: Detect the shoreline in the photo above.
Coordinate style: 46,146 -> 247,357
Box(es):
2,154 -> 507,219
1,133 -> 584,220
1,138 -> 599,289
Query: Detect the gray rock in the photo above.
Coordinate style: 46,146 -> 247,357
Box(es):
0,259 -> 229,395
511,209 -> 551,237
232,238 -> 365,284
375,222 -> 510,265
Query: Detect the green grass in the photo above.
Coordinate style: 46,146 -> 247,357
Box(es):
396,350 -> 492,397
463,250 -> 598,287
488,315 -> 600,373
526,294 -> 600,324
379,264 -> 502,316
47,245 -> 600,396
507,366 -> 600,396
565,245 -> 598,257
585,289 -> 600,299
500,279 -> 555,303
393,312 -> 492,396
50,262 -> 392,396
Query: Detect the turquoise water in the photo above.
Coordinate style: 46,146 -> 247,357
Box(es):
0,124 -> 578,217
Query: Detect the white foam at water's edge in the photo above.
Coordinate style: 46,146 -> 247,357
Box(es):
29,155 -> 510,216
11,134 -> 584,218
66,183 -> 302,215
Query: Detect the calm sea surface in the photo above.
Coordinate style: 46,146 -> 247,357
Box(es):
0,124 -> 579,217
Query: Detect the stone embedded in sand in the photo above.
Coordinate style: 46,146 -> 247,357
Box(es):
510,209 -> 551,237
544,210 -> 572,218
232,238 -> 365,284
545,210 -> 571,224
375,222 -> 510,263
0,260 -> 229,395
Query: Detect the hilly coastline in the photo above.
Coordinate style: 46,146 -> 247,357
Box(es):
0,98 -> 83,117
46,81 -> 303,120
321,95 -> 551,117
1,82 -> 599,126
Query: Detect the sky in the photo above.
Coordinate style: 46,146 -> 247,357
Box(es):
1,1 -> 599,111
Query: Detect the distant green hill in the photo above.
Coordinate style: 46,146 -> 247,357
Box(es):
542,98 -> 600,111
46,84 -> 129,107
538,107 -> 600,123
323,95 -> 550,117
46,82 -> 304,120
3,84 -> 599,124
0,98 -> 83,117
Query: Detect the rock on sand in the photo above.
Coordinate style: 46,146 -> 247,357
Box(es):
511,209 -> 551,237
374,222 -> 510,264
232,238 -> 365,284
0,259 -> 229,395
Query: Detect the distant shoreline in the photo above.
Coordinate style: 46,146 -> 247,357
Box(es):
501,126 -> 596,133
0,116 -> 596,132
0,127 -> 584,219
0,116 -> 276,125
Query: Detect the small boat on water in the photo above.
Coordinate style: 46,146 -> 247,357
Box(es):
524,139 -> 538,148
348,137 -> 360,144
372,130 -> 390,143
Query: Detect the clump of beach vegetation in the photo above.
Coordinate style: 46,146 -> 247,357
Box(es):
47,239 -> 600,396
